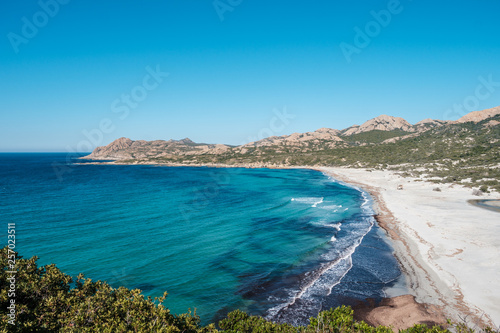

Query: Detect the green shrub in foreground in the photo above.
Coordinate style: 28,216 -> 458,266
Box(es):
0,247 -> 215,333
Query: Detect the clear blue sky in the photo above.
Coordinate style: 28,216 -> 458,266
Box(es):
1,0 -> 500,152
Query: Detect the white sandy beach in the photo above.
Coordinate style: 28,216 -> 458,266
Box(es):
320,167 -> 500,329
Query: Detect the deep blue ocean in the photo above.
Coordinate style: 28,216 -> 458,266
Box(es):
0,153 -> 404,325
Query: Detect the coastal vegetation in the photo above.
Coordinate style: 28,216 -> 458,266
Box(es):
1,247 -> 492,333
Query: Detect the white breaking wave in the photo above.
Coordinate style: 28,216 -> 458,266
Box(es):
328,223 -> 341,231
312,197 -> 323,207
324,174 -> 374,216
318,204 -> 342,210
291,197 -> 324,207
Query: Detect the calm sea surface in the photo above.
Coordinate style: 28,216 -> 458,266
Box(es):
0,153 -> 403,325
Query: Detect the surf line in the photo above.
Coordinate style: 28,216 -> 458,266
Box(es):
267,173 -> 377,319
266,220 -> 374,319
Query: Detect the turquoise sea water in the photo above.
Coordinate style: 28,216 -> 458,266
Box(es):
0,153 -> 403,325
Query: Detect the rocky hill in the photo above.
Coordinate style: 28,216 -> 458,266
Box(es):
414,118 -> 450,131
237,128 -> 345,152
456,106 -> 500,124
341,115 -> 414,136
85,137 -> 231,160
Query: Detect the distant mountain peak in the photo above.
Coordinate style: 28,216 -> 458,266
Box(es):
372,114 -> 399,121
414,118 -> 450,127
415,118 -> 435,125
342,114 -> 413,135
456,106 -> 500,123
370,114 -> 410,125
314,127 -> 339,134
178,138 -> 194,144
240,127 -> 343,149
109,137 -> 134,148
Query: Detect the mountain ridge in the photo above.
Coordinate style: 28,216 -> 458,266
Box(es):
84,106 -> 500,162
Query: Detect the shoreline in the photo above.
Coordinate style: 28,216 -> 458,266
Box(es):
319,167 -> 500,329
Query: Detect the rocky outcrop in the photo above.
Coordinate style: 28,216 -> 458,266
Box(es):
415,118 -> 449,127
484,119 -> 500,128
341,115 -> 452,137
342,115 -> 414,135
241,127 -> 343,149
84,137 -> 232,160
413,118 -> 450,133
86,137 -> 134,159
382,133 -> 419,144
456,106 -> 500,123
